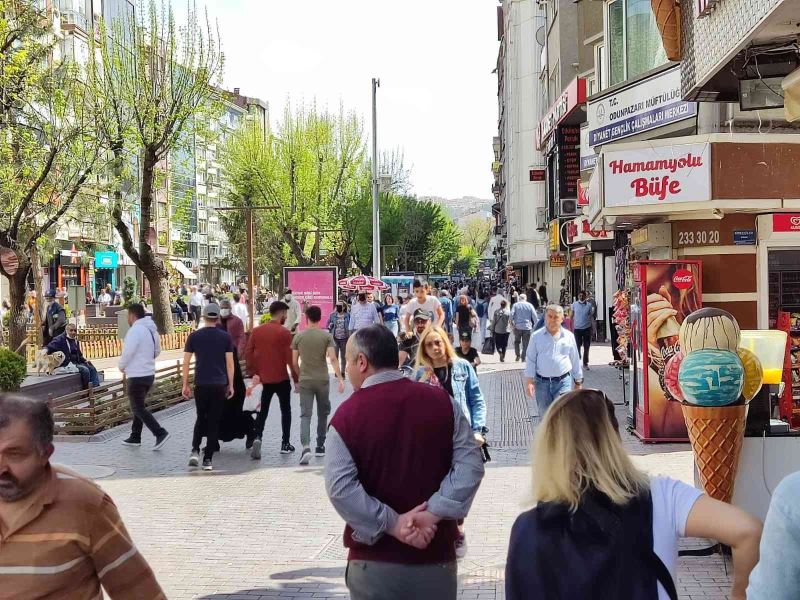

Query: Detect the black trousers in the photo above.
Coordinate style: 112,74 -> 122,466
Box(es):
574,327 -> 592,365
494,332 -> 510,355
128,375 -> 164,439
190,305 -> 202,326
609,307 -> 621,361
254,380 -> 292,444
192,384 -> 226,460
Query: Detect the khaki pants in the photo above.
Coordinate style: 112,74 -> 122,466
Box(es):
299,379 -> 330,449
346,560 -> 457,600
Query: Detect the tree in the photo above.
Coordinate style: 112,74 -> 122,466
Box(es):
89,1 -> 223,333
0,1 -> 104,352
460,216 -> 493,257
221,103 -> 367,274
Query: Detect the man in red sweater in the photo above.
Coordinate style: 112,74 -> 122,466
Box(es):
245,301 -> 299,458
324,325 -> 485,600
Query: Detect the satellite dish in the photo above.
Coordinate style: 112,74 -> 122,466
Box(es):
535,26 -> 546,46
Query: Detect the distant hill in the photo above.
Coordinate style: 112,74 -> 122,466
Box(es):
421,195 -> 493,221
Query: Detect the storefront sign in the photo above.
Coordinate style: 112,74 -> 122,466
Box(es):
733,230 -> 756,245
672,222 -> 721,247
549,219 -> 560,252
580,126 -> 597,172
550,252 -> 566,268
94,251 -> 118,269
604,143 -> 711,207
588,164 -> 603,224
570,256 -> 582,268
529,169 -> 545,182
558,126 -> 581,199
578,180 -> 590,207
631,227 -> 649,246
536,77 -> 587,150
283,267 -> 338,332
773,214 -> 800,232
566,216 -> 611,245
587,67 -> 697,148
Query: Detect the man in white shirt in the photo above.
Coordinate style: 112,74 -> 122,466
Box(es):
119,303 -> 169,449
523,304 -> 583,416
283,289 -> 301,333
188,285 -> 205,327
98,286 -> 112,306
232,292 -> 249,330
402,280 -> 445,338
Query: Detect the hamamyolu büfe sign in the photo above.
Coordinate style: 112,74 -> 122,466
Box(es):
603,143 -> 711,208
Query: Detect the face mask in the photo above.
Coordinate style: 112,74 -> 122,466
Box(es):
220,309 -> 231,317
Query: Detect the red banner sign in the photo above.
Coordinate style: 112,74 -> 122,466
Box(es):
773,214 -> 800,232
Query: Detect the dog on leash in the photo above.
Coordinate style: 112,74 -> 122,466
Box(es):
34,349 -> 65,376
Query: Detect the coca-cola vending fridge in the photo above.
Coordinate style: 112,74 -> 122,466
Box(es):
627,260 -> 702,442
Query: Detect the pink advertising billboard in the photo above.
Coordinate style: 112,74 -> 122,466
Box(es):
283,267 -> 338,331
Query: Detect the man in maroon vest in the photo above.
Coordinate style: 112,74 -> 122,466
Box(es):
325,325 -> 485,600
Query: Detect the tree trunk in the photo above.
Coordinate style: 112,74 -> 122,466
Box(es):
7,263 -> 32,355
30,247 -> 44,347
146,271 -> 173,334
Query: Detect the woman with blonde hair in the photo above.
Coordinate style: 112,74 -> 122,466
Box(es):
413,324 -> 487,558
506,388 -> 762,600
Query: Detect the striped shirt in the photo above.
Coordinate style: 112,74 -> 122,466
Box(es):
0,464 -> 165,600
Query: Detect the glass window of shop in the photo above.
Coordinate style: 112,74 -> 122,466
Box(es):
607,0 -> 668,87
768,250 -> 800,328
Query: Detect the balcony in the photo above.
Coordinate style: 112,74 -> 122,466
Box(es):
60,9 -> 89,33
492,201 -> 502,215
492,161 -> 502,174
494,224 -> 503,236
492,183 -> 501,198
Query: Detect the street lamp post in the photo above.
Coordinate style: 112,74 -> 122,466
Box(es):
371,77 -> 381,279
214,204 -> 279,331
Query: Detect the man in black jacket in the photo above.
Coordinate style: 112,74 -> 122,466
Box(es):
46,323 -> 99,389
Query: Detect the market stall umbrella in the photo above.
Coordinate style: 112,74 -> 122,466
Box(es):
338,275 -> 389,292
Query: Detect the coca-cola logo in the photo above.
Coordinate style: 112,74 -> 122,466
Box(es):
672,269 -> 694,289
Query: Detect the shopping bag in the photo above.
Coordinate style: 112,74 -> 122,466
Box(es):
243,376 -> 263,412
481,336 -> 495,355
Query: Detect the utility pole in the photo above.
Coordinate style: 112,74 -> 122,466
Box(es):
371,77 -> 381,278
215,204 -> 278,331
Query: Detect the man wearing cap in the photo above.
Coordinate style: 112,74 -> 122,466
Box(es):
182,302 -> 235,471
43,290 -> 66,346
455,330 -> 481,369
398,309 -> 432,369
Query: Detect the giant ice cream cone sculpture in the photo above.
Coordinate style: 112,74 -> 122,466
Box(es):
651,0 -> 682,61
669,308 -> 762,503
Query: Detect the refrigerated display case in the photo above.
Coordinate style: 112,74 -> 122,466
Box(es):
627,260 -> 703,442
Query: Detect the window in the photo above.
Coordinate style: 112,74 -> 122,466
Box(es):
587,75 -> 597,97
595,43 -> 606,91
549,62 -> 560,106
607,0 -> 668,86
198,219 -> 207,234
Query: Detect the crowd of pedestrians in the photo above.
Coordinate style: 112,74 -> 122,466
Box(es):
6,275 -> 800,600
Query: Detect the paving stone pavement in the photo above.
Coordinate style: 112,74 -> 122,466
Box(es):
51,343 -> 734,600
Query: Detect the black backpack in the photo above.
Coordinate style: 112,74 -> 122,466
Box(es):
505,490 -> 678,600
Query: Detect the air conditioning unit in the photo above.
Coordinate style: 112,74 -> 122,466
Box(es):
560,198 -> 578,216
535,207 -> 547,231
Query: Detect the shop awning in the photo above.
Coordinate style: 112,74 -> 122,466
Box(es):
170,259 -> 197,280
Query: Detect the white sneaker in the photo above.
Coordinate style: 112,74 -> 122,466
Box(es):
299,447 -> 312,465
188,451 -> 200,468
250,438 -> 262,460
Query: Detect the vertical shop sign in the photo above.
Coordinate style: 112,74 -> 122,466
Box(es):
558,126 -> 581,199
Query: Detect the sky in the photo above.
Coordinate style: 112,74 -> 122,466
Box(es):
201,0 -> 499,200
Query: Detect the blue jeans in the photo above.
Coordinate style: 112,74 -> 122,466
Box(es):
384,320 -> 399,337
534,375 -> 573,416
76,363 -> 100,389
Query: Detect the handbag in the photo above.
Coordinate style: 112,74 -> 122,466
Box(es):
242,377 -> 263,412
481,336 -> 495,355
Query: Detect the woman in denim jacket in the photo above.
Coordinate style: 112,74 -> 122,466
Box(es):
413,324 -> 487,559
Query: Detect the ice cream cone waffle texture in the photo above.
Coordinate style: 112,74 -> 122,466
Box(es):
681,403 -> 746,503
651,0 -> 682,61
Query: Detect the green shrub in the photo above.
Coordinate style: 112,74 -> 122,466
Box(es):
0,347 -> 27,391
260,313 -> 272,324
